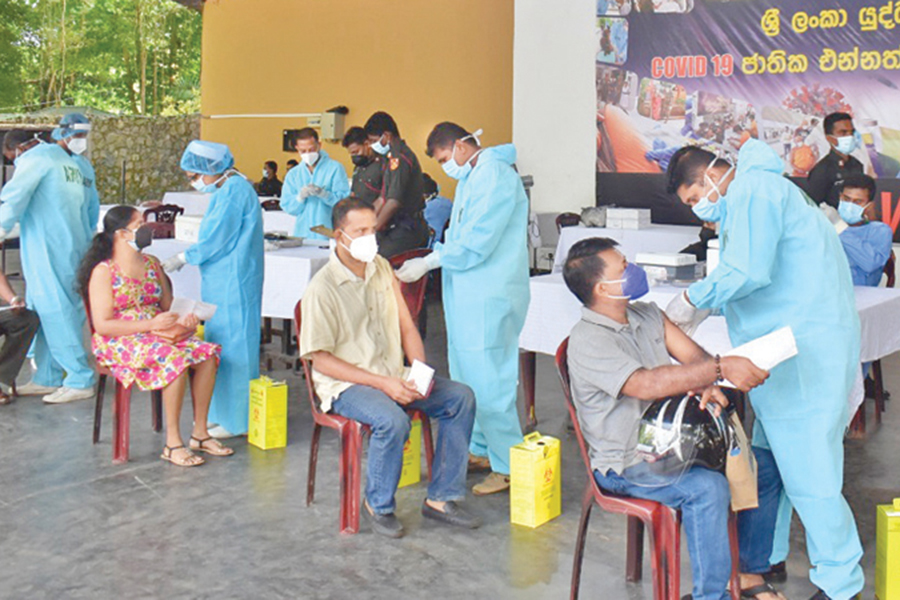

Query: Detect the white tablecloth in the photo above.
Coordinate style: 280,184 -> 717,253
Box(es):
162,191 -> 211,216
553,224 -> 702,273
99,204 -> 296,235
520,274 -> 900,414
150,239 -> 329,320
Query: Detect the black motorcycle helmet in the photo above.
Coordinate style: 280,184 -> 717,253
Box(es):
634,394 -> 731,479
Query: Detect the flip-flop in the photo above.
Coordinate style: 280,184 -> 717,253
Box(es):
189,436 -> 234,457
161,445 -> 205,467
741,582 -> 783,599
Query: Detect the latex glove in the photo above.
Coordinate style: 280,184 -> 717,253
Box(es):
300,184 -> 325,200
162,252 -> 187,273
665,290 -> 711,336
820,204 -> 848,235
395,256 -> 438,283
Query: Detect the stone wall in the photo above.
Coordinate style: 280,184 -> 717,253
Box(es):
1,114 -> 199,205
91,116 -> 200,205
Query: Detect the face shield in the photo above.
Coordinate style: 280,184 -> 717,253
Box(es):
623,394 -> 732,488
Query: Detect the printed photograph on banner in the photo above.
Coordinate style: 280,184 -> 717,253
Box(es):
595,17 -> 629,66
598,0 -> 694,15
596,64 -> 640,113
758,106 -> 823,177
638,79 -> 687,122
691,91 -> 757,150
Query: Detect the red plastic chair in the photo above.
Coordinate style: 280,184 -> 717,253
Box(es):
556,212 -> 582,233
555,338 -> 740,600
295,300 -> 435,534
387,248 -> 431,328
143,204 -> 185,239
83,294 -> 162,464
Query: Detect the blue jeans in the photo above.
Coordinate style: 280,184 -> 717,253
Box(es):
594,466 -> 731,600
332,376 -> 476,515
738,447 -> 785,573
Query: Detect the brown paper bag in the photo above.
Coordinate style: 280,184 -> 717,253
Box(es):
725,412 -> 758,511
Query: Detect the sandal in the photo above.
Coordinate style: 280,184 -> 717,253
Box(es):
161,445 -> 205,467
0,391 -> 12,406
189,436 -> 234,457
741,582 -> 784,599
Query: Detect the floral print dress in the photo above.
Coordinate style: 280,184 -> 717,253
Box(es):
92,255 -> 220,391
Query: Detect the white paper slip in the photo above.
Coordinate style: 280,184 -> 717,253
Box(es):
407,359 -> 435,397
169,297 -> 217,321
720,326 -> 798,388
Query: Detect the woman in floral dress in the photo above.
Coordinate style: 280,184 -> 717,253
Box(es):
78,205 -> 233,467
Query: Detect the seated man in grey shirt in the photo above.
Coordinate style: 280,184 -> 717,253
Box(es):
564,237 -> 783,600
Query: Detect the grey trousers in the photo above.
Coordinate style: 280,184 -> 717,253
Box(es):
0,308 -> 40,386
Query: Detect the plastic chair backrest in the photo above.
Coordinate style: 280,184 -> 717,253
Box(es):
885,250 -> 896,289
294,299 -> 324,415
555,338 -> 601,484
261,199 -> 281,212
387,248 -> 432,325
556,212 -> 581,233
144,204 -> 184,224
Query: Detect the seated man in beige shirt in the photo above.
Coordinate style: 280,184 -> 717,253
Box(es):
300,197 -> 479,538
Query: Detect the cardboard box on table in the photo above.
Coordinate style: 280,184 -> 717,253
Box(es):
398,414 -> 422,488
248,377 -> 287,450
510,432 -> 561,528
876,498 -> 900,600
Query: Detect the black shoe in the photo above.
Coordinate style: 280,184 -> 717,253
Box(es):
363,503 -> 404,538
422,500 -> 482,529
763,561 -> 787,584
809,590 -> 861,600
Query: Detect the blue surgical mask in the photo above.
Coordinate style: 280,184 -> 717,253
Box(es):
838,200 -> 867,225
191,173 -> 227,193
604,263 -> 650,301
834,132 -> 859,155
692,159 -> 733,222
370,135 -> 389,155
442,130 -> 483,181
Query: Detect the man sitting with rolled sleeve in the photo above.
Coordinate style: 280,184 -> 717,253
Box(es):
300,197 -> 479,538
564,237 -> 783,600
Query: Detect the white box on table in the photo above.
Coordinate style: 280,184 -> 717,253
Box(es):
605,208 -> 651,229
175,215 -> 203,243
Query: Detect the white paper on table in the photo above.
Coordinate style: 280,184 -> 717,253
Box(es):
720,326 -> 798,388
406,359 -> 435,396
169,297 -> 217,321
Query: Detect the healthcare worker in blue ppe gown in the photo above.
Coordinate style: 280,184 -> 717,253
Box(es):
280,127 -> 350,241
0,130 -> 95,404
396,123 -> 528,496
163,141 -> 264,438
665,138 -> 863,600
53,113 -> 100,239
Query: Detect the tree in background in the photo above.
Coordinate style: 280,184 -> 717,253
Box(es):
0,0 -> 201,115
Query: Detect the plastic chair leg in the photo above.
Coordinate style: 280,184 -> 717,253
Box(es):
93,374 -> 107,444
339,422 -> 365,535
873,359 -> 885,424
570,485 -> 594,600
151,390 -> 162,433
421,415 -> 434,480
626,516 -> 645,582
112,382 -> 132,464
307,423 -> 321,506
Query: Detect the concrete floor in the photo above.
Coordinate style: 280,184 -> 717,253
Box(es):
1,278 -> 898,599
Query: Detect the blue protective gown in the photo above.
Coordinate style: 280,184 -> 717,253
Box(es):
433,144 -> 529,474
185,174 -> 264,435
839,221 -> 893,287
70,153 -> 100,238
280,150 -> 350,240
688,139 -> 863,598
0,143 -> 94,388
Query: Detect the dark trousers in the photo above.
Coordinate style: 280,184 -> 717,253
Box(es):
0,308 -> 40,386
377,219 -> 429,259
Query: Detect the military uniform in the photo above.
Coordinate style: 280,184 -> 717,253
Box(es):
378,139 -> 429,258
351,155 -> 384,206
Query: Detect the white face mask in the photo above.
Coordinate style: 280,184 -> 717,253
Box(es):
340,230 -> 379,263
262,169 -> 268,178
301,151 -> 319,167
370,135 -> 389,156
68,137 -> 88,155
